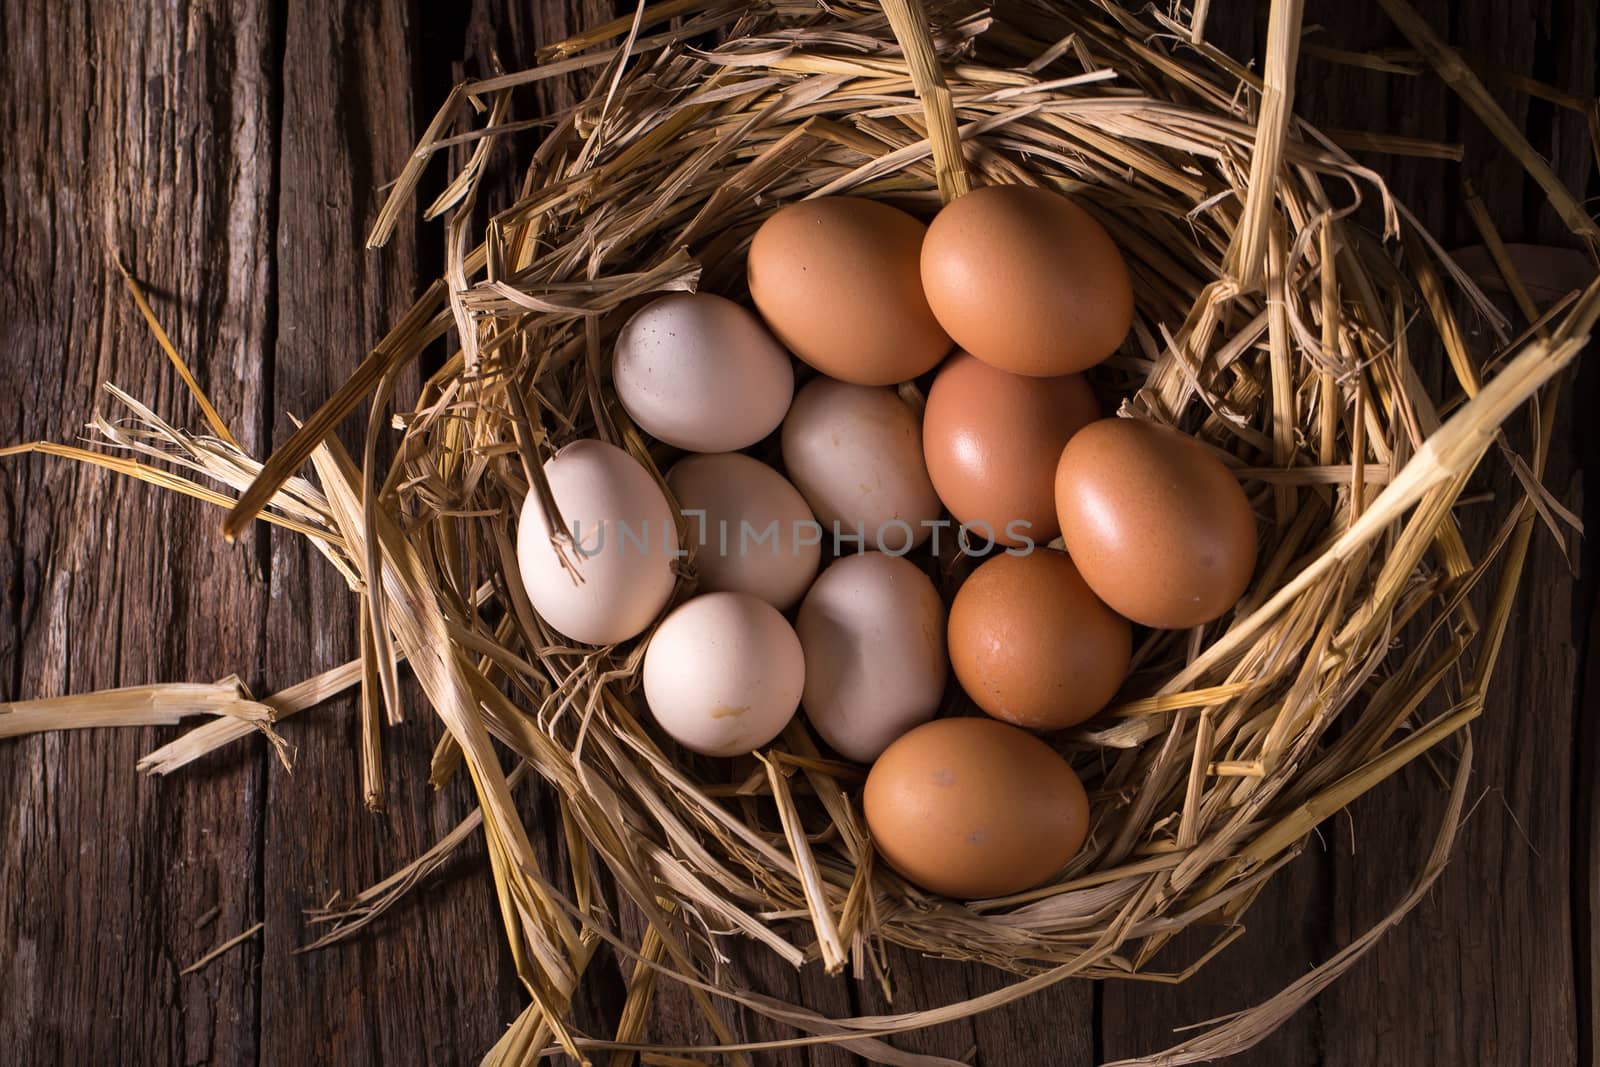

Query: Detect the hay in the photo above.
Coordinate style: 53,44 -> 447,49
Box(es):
7,0 -> 1599,1063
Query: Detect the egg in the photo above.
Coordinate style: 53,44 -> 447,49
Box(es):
864,717 -> 1090,899
920,184 -> 1133,377
781,377 -> 941,552
666,452 -> 820,611
922,352 -> 1098,547
517,439 -> 679,645
642,592 -> 804,756
948,550 -> 1130,731
747,196 -> 951,385
612,292 -> 794,452
795,552 -> 946,762
1054,418 -> 1257,629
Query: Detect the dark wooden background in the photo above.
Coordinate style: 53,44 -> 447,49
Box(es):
2,1 -> 1596,1064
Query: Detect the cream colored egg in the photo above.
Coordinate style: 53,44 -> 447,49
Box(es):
517,439 -> 679,645
666,452 -> 821,611
795,551 -> 947,762
612,292 -> 795,452
780,377 -> 940,552
643,592 -> 805,756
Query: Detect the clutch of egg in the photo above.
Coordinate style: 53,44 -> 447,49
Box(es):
515,185 -> 1258,900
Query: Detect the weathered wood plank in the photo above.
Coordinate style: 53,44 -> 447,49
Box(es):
1306,1 -> 1591,1065
252,1 -> 529,1062
1098,863 -> 1329,1065
967,962 -> 1095,1066
0,1 -> 276,1063
1580,553 -> 1600,1067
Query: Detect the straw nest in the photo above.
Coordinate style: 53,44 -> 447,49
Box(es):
8,0 -> 1599,1063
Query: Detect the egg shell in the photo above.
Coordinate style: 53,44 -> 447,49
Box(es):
795,552 -> 947,762
922,351 -> 1098,546
781,377 -> 941,552
864,717 -> 1090,899
516,439 -> 679,645
642,592 -> 804,757
666,452 -> 821,611
920,185 -> 1133,376
612,292 -> 795,451
948,549 -> 1130,731
747,197 -> 951,385
1054,418 -> 1257,629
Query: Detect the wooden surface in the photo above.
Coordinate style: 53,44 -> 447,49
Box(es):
1,1 -> 1595,1064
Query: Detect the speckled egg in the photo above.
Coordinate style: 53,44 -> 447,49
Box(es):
748,197 -> 951,385
864,717 -> 1091,899
948,549 -> 1130,730
1054,418 -> 1257,629
921,185 -> 1133,376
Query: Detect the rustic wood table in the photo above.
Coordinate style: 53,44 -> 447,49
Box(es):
2,1 -> 1595,1064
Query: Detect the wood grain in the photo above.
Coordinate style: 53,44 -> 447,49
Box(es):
1307,2 -> 1592,1065
255,2 -> 534,1061
1104,1 -> 1597,1063
0,1 -> 1593,1064
0,1 -> 275,1062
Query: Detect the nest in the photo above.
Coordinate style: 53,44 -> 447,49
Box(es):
9,0 -> 1598,1063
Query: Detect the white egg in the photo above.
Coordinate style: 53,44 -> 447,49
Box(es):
666,452 -> 821,611
795,551 -> 947,762
642,592 -> 805,756
516,439 -> 679,645
780,377 -> 941,553
613,292 -> 795,452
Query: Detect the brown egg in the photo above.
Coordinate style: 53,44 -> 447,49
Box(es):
948,550 -> 1130,731
922,351 -> 1098,546
1054,418 -> 1257,629
747,197 -> 951,385
920,185 -> 1133,377
863,717 -> 1090,899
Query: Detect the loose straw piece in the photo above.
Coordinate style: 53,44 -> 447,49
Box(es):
180,922 -> 264,976
0,442 -> 336,545
1,680 -> 274,740
1166,279 -> 1598,696
1224,0 -> 1304,289
881,0 -> 972,201
113,252 -> 242,450
1376,0 -> 1600,245
137,655 -> 372,774
220,280 -> 454,542
760,754 -> 847,974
